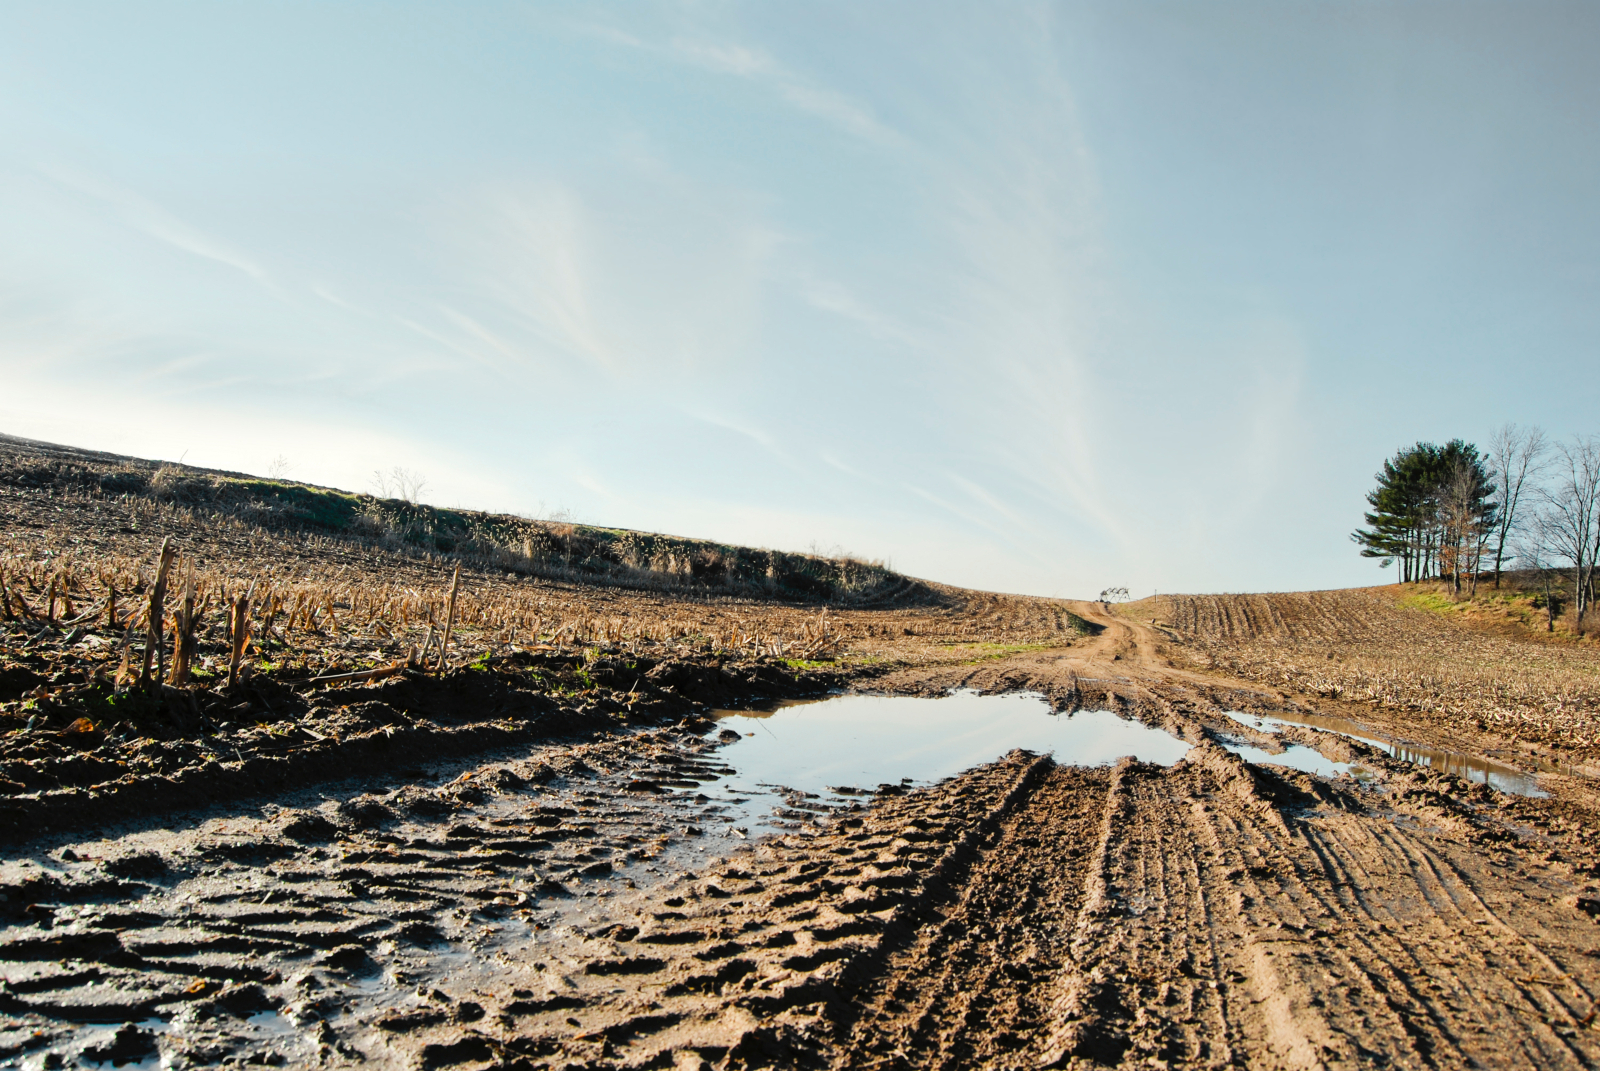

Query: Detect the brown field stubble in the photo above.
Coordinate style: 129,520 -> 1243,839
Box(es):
1149,588 -> 1600,763
9,464 -> 1600,1067
0,489 -> 1085,678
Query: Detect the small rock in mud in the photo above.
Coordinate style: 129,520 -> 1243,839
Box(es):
420,1036 -> 496,1068
392,788 -> 455,819
337,797 -> 397,829
346,700 -> 409,727
321,944 -> 379,975
214,982 -> 277,1017
482,767 -> 526,792
397,920 -> 447,946
81,1022 -> 158,1064
101,849 -> 167,880
281,812 -> 340,843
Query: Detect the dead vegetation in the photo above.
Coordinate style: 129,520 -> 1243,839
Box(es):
0,434 -> 933,607
1148,585 -> 1600,761
11,436 -> 1600,1069
0,489 -> 1087,708
0,436 -> 1092,841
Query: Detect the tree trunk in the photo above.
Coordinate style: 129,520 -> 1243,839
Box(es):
1451,527 -> 1462,598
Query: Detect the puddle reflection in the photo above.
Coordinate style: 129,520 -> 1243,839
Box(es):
708,691 -> 1193,834
1225,742 -> 1354,780
1227,711 -> 1544,797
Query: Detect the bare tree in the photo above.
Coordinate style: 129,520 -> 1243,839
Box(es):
1440,459 -> 1493,598
1485,423 -> 1547,587
266,455 -> 292,480
399,468 -> 428,504
1514,518 -> 1561,632
372,466 -> 429,505
1538,434 -> 1600,625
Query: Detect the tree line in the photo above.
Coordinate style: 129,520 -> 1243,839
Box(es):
1353,425 -> 1600,624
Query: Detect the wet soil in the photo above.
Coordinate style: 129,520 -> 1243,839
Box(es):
0,621 -> 825,844
15,734 -> 1600,1070
9,462 -> 1600,1067
0,724 -> 766,1068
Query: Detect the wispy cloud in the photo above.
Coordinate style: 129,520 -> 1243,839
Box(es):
820,452 -> 879,485
580,23 -> 901,147
1235,313 -> 1309,510
903,479 -> 1055,569
485,183 -> 615,372
438,171 -> 778,389
666,38 -> 769,77
947,472 -> 1040,538
392,314 -> 503,375
799,274 -> 918,345
913,14 -> 1122,548
36,163 -> 270,284
670,35 -> 899,145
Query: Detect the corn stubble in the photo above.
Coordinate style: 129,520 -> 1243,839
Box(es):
0,520 -> 1084,719
1154,588 -> 1600,759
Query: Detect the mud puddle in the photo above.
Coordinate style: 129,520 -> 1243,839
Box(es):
707,690 -> 1193,836
1223,738 -> 1357,780
0,728 -> 760,1070
1226,709 -> 1545,796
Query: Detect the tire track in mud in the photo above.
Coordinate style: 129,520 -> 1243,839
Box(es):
828,765 -> 1109,1070
1035,745 -> 1600,1070
381,752 -> 1062,1070
372,740 -> 1600,1071
8,706 -> 1600,1068
0,745 -> 1068,1069
0,727 -> 754,1068
1286,815 -> 1600,1069
1043,755 -> 1239,1069
475,740 -> 1600,1071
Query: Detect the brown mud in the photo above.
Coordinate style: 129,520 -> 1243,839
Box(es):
7,448 -> 1600,1067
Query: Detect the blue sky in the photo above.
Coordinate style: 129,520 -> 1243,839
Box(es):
2,2 -> 1596,597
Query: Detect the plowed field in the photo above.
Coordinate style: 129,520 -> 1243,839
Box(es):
7,444 -> 1600,1069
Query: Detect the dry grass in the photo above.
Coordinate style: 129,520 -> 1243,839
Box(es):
0,435 -> 927,607
0,484 -> 1086,701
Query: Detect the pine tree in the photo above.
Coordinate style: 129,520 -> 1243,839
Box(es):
1353,440 -> 1495,588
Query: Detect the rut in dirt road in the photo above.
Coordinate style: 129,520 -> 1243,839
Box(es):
323,752 -> 1076,1069
1039,747 -> 1600,1070
481,743 -> 1600,1071
833,766 -> 1108,1070
10,725 -> 1600,1070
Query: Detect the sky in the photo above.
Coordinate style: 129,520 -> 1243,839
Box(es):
2,2 -> 1597,598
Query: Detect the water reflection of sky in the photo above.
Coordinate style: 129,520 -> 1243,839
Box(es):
1226,711 -> 1544,797
1225,741 -> 1354,780
707,691 -> 1192,833
700,690 -> 1545,840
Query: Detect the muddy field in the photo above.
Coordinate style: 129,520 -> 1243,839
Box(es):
8,444 -> 1600,1068
1151,589 -> 1600,772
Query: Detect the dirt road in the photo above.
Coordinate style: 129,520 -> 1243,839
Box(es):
10,594 -> 1600,1068
7,448 -> 1600,1068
